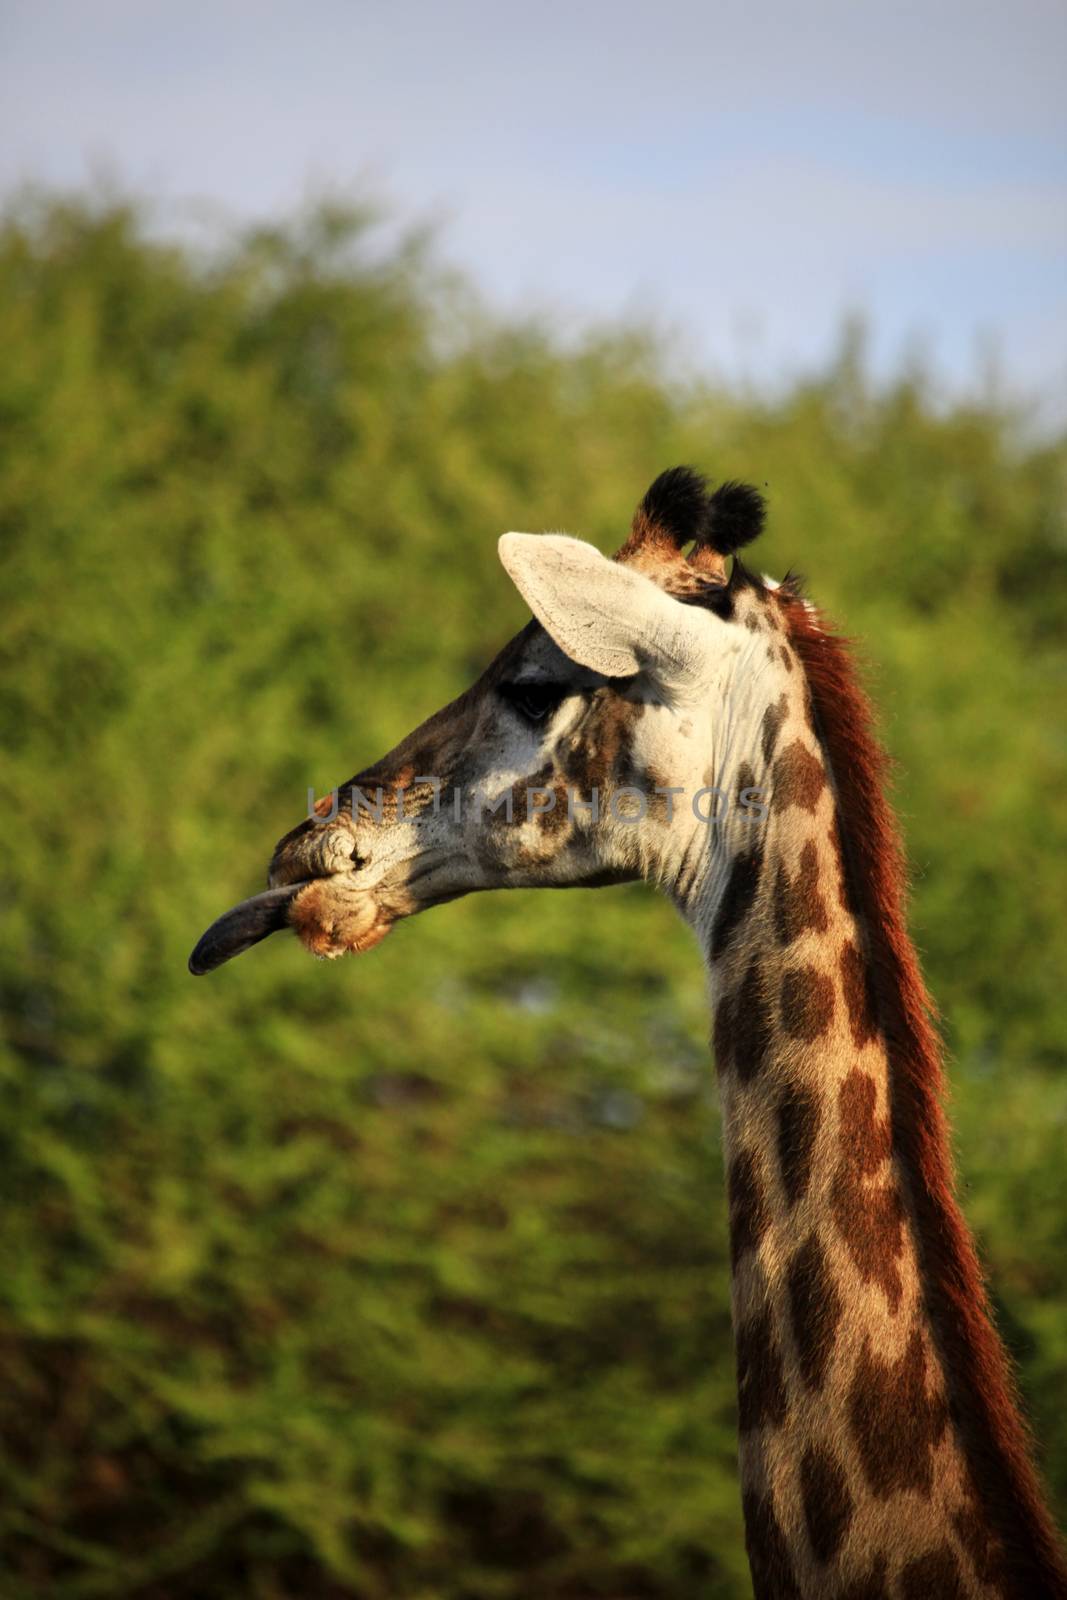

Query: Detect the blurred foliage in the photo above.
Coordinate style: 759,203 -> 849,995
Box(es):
0,193 -> 1065,1599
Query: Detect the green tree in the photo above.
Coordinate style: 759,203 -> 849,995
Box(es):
1,194 -> 1064,1598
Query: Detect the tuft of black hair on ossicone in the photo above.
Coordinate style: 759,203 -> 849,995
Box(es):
705,480 -> 766,555
636,465 -> 710,547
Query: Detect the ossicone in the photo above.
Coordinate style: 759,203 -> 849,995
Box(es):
617,465 -> 766,575
705,479 -> 766,555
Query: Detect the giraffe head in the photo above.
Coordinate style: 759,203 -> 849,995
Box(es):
189,469 -> 785,974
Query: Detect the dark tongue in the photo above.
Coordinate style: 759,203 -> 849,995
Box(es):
188,882 -> 307,975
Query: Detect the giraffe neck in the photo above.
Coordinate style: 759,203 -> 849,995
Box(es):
693,595 -> 1065,1600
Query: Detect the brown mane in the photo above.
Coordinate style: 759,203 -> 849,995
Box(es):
777,588 -> 1067,1598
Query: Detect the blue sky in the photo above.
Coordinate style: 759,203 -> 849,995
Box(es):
2,0 -> 1064,409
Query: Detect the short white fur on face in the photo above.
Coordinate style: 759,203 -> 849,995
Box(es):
498,532 -> 715,696
491,532 -> 783,919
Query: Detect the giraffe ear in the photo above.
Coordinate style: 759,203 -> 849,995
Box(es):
498,532 -> 709,688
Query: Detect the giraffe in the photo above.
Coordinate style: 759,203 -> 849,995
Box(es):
190,469 -> 1066,1598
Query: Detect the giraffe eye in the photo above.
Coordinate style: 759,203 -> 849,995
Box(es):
500,681 -> 568,725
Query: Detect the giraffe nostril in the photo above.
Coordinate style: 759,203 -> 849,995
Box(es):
269,819 -> 365,885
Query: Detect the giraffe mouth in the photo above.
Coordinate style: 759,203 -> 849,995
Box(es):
189,842 -> 472,976
188,861 -> 436,976
188,872 -> 394,975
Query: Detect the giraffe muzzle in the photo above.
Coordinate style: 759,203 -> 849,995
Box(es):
190,808 -> 401,975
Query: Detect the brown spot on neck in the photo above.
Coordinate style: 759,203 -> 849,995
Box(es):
735,1305 -> 788,1432
800,1444 -> 853,1564
840,937 -> 878,1047
787,1230 -> 842,1393
773,738 -> 827,814
849,1326 -> 948,1498
776,1078 -> 822,1206
733,962 -> 774,1080
838,1067 -> 891,1173
742,1488 -> 802,1600
761,692 -> 789,765
780,964 -> 835,1041
830,1068 -> 905,1310
774,839 -> 829,946
837,1561 -> 890,1600
728,1147 -> 771,1270
899,1546 -> 968,1599
710,842 -> 764,960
